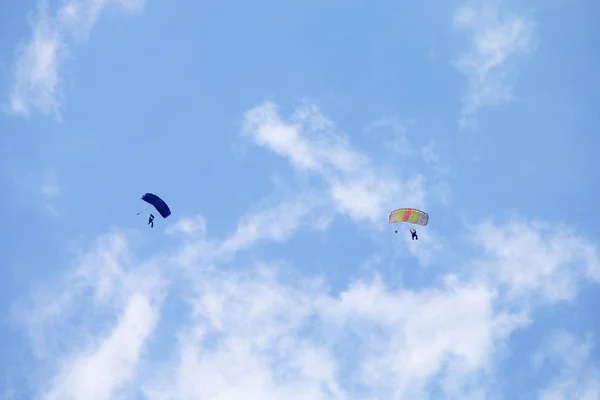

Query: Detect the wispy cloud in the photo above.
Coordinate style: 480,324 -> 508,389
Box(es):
420,140 -> 449,174
41,293 -> 159,400
141,262 -> 529,399
40,170 -> 59,197
13,198 -> 600,399
242,102 -> 367,175
10,101 -> 600,400
453,0 -> 536,128
38,170 -> 61,215
469,216 -> 600,303
12,232 -> 165,361
536,331 -> 600,399
40,184 -> 59,197
169,196 -> 323,270
7,0 -> 145,117
8,11 -> 64,117
217,198 -> 317,256
242,101 -> 427,225
165,215 -> 207,237
364,117 -> 413,156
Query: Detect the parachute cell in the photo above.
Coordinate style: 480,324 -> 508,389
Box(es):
388,208 -> 428,226
141,193 -> 171,218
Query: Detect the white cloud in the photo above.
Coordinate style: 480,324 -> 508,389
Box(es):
13,280 -> 78,360
165,215 -> 207,237
469,217 -> 600,303
57,0 -> 144,42
8,12 -> 64,116
169,196 -> 322,270
13,232 -> 165,361
7,0 -> 145,117
38,170 -> 61,215
40,175 -> 59,197
453,0 -> 536,127
141,264 -> 528,400
420,140 -> 449,174
243,102 -> 367,175
400,228 -> 444,266
536,332 -> 600,400
364,118 -> 413,155
41,293 -> 160,400
364,119 -> 449,176
11,103 -> 600,400
45,205 -> 61,216
242,102 -> 427,226
329,173 -> 424,224
217,198 -> 317,256
14,205 -> 600,399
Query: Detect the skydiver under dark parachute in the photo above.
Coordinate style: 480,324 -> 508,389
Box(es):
388,207 -> 428,240
137,193 -> 171,228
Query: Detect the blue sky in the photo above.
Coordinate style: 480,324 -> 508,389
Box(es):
1,0 -> 599,398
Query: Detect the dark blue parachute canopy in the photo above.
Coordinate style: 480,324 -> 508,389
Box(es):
142,193 -> 171,218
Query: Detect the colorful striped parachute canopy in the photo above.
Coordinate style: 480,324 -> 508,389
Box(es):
388,208 -> 429,226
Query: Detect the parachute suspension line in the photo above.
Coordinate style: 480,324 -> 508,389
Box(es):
137,205 -> 151,215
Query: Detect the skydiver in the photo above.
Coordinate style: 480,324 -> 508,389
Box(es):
148,213 -> 155,228
410,228 -> 418,240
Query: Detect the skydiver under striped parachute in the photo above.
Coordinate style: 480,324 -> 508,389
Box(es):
388,207 -> 429,240
410,228 -> 418,240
